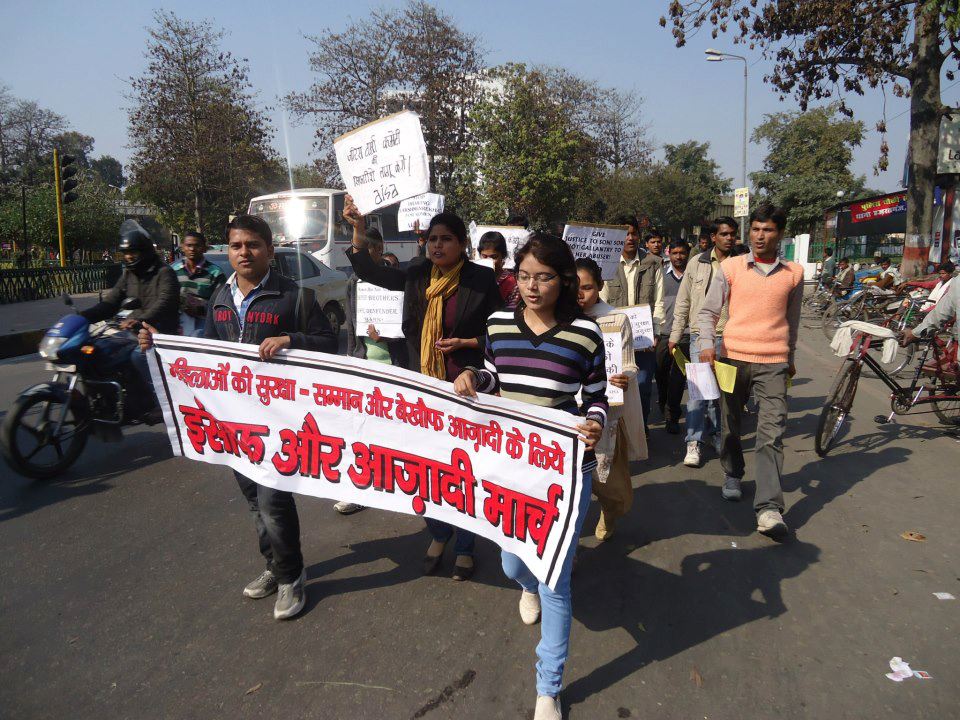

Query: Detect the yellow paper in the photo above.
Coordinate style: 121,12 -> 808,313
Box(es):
672,347 -> 689,375
714,361 -> 737,394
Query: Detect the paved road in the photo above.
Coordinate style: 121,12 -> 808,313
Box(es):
0,293 -> 100,335
1,323 -> 957,719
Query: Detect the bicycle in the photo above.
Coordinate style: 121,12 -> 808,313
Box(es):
815,325 -> 960,457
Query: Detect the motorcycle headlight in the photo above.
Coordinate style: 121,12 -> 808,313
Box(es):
38,336 -> 68,359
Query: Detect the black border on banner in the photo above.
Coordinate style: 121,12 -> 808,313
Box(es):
153,338 -> 583,588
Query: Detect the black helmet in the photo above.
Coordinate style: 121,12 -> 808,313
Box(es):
118,227 -> 156,272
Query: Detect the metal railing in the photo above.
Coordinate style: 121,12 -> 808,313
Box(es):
0,264 -> 121,304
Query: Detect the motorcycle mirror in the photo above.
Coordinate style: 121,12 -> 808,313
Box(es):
121,297 -> 142,311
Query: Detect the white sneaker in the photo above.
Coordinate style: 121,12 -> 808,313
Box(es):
334,501 -> 364,515
683,441 -> 701,467
273,570 -> 307,620
519,590 -> 541,625
757,509 -> 788,538
534,694 -> 562,720
722,475 -> 742,501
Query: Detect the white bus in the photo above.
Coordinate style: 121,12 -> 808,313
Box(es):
247,188 -> 420,272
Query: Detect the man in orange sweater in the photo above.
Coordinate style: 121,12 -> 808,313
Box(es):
697,204 -> 803,538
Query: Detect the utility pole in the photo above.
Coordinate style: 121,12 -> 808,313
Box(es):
706,49 -> 749,246
53,149 -> 67,267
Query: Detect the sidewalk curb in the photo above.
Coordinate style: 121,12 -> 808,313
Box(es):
0,330 -> 45,360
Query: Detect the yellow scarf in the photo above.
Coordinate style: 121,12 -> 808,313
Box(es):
420,259 -> 464,379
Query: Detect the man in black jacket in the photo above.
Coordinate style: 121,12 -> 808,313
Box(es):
140,214 -> 337,621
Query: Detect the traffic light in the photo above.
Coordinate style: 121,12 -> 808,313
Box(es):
60,154 -> 79,204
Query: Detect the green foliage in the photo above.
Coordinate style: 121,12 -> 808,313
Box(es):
451,65 -> 592,226
90,156 -> 125,188
751,105 -> 868,233
0,176 -> 123,257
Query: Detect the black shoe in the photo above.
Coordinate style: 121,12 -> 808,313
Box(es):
141,407 -> 164,425
666,420 -> 680,434
422,540 -> 447,575
452,557 -> 475,582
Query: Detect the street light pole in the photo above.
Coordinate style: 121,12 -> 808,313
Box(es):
706,49 -> 748,246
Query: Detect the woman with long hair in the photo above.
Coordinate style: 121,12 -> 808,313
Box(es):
575,257 -> 647,541
343,196 -> 502,581
454,234 -> 608,720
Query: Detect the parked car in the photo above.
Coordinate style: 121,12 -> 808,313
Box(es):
205,248 -> 348,335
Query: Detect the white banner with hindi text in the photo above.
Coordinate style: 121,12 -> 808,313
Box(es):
148,336 -> 585,590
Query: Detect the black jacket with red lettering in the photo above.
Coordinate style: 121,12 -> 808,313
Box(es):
203,271 -> 338,353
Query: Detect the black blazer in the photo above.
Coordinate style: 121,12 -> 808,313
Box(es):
346,248 -> 502,375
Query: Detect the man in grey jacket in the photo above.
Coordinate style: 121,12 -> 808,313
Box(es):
668,217 -> 738,467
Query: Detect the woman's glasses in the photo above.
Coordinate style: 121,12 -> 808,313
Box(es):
516,272 -> 558,285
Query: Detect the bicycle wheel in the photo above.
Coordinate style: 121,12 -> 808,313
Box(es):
864,339 -> 916,379
815,360 -> 861,457
931,380 -> 960,426
821,302 -> 853,341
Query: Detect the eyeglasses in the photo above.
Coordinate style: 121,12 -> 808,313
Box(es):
516,272 -> 558,285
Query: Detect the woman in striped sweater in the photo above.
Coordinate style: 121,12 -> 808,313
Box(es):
454,234 -> 607,720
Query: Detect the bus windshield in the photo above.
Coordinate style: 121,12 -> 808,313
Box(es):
248,195 -> 329,247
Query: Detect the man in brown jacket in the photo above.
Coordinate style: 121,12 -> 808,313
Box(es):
601,218 -> 664,426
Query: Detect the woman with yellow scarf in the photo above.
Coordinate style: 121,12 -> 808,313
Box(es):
344,196 -> 502,581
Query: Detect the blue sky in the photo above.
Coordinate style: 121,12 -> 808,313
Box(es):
4,0 -> 954,195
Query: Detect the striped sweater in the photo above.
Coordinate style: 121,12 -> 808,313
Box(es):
472,309 -> 609,470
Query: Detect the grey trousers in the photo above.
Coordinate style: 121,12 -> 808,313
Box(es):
719,358 -> 789,513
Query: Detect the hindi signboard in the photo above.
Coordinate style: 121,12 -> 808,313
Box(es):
734,187 -> 750,218
469,224 -> 531,268
850,193 -> 908,224
397,193 -> 445,232
620,304 -> 655,350
600,331 -> 625,405
562,223 -> 629,280
148,336 -> 585,589
334,111 -> 430,215
355,282 -> 405,338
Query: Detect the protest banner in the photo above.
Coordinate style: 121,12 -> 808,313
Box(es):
469,223 -> 531,268
397,193 -> 444,231
562,223 -> 629,279
620,304 -> 655,350
334,111 -> 430,215
148,335 -> 585,590
355,282 -> 405,338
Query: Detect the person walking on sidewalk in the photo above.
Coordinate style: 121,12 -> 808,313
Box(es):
654,239 -> 690,434
669,217 -> 738,467
140,214 -> 338,620
696,204 -> 803,539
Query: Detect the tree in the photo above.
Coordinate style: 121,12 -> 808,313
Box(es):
286,1 -> 483,193
0,87 -> 68,187
661,1 -> 960,274
652,141 -> 731,236
452,64 -> 592,226
750,105 -> 869,234
127,11 -> 279,232
90,155 -> 125,188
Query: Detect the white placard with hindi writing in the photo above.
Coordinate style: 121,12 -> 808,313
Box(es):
334,111 -> 430,215
356,282 -> 405,338
469,223 -> 531,268
601,332 -> 625,405
686,362 -> 721,402
562,223 -> 628,280
621,304 -> 655,350
397,193 -> 445,231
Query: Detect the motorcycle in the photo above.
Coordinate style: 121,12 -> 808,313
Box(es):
1,295 -> 160,479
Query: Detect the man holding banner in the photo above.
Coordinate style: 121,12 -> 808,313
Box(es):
140,214 -> 338,620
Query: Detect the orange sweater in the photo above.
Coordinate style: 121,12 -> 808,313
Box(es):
721,255 -> 804,364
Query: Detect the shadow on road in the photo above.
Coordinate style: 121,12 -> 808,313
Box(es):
565,538 -> 821,711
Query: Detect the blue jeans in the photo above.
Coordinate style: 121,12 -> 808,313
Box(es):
424,519 -> 476,557
501,470 -> 593,697
634,350 -> 657,425
686,334 -> 721,447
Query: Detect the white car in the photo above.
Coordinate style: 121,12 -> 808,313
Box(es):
205,249 -> 348,335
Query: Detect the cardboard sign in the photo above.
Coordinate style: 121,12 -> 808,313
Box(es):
562,223 -> 629,280
620,304 -> 655,350
397,193 -> 444,231
601,331 -> 625,405
149,335 -> 585,590
355,282 -> 405,338
469,223 -> 531,268
334,111 -> 430,215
